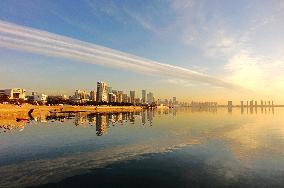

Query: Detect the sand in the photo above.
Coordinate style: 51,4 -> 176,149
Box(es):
0,104 -> 143,128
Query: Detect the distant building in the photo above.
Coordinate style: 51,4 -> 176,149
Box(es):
75,90 -> 88,99
122,94 -> 128,103
74,89 -> 89,103
134,98 -> 141,104
165,99 -> 169,106
250,100 -> 254,107
89,91 -> 96,101
32,92 -> 48,103
130,91 -> 135,104
228,101 -> 233,107
96,82 -> 108,102
173,97 -> 177,105
147,92 -> 154,104
108,93 -> 117,103
107,86 -> 112,94
142,90 -> 146,104
116,91 -> 123,103
0,88 -> 26,100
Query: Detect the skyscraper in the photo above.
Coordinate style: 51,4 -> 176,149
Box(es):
130,91 -> 135,104
173,97 -> 177,105
96,82 -> 107,102
89,90 -> 96,101
142,90 -> 146,104
122,93 -> 128,103
117,91 -> 123,103
107,86 -> 112,94
147,92 -> 154,104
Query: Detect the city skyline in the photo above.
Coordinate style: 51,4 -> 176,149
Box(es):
0,1 -> 283,103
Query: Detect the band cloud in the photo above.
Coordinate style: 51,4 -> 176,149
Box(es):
0,20 -> 241,90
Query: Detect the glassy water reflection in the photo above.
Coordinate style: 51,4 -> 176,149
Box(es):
0,107 -> 284,188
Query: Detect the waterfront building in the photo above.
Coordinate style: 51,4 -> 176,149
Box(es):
250,100 -> 254,107
96,82 -> 108,102
165,99 -> 169,106
108,93 -> 117,103
0,88 -> 26,100
142,90 -> 146,104
116,91 -> 123,103
169,99 -> 172,106
74,89 -> 89,103
134,98 -> 141,104
75,90 -> 88,100
173,97 -> 177,105
130,91 -> 135,104
89,91 -> 96,101
228,101 -> 233,107
147,92 -> 154,104
107,86 -> 112,94
32,92 -> 48,103
122,94 -> 128,103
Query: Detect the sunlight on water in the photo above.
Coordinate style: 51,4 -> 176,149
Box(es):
0,107 -> 284,187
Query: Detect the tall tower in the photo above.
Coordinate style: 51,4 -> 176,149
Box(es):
142,90 -> 146,104
130,91 -> 135,104
96,82 -> 107,102
173,97 -> 177,105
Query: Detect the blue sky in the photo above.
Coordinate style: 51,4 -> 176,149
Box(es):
0,0 -> 283,103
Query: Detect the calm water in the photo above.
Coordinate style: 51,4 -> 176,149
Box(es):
0,107 -> 284,188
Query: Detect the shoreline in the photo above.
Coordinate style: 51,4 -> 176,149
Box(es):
0,104 -> 143,121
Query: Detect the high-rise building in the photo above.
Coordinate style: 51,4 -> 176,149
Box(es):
96,82 -> 108,102
130,91 -> 135,104
173,97 -> 177,105
74,90 -> 88,103
122,94 -> 128,103
90,91 -> 96,101
142,90 -> 146,104
108,93 -> 117,103
228,101 -> 233,107
147,92 -> 154,104
107,86 -> 112,94
75,90 -> 88,99
117,91 -> 123,103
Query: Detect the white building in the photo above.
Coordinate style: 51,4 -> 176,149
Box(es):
32,92 -> 48,103
116,91 -> 123,103
0,88 -> 26,100
96,82 -> 108,102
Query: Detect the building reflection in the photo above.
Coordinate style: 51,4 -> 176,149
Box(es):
0,106 -> 278,134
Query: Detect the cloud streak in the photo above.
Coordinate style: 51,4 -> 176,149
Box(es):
0,20 -> 240,90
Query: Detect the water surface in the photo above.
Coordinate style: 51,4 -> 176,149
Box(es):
0,107 -> 284,187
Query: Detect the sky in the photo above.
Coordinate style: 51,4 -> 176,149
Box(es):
0,0 -> 283,104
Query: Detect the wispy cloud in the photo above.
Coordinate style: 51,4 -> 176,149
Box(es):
0,20 -> 241,90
